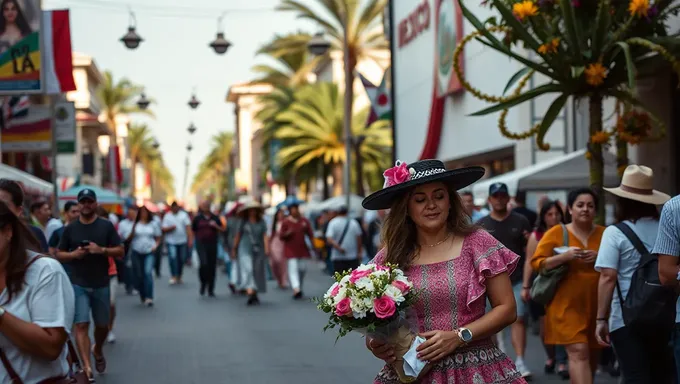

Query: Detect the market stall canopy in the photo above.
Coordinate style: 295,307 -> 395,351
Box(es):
472,149 -> 619,201
58,184 -> 124,204
0,164 -> 53,196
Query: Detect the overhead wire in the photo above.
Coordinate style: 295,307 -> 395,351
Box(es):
43,0 -> 277,20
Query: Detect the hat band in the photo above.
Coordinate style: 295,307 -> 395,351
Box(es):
412,167 -> 446,180
620,184 -> 653,195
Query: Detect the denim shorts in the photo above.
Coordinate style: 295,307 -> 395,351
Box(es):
73,284 -> 111,327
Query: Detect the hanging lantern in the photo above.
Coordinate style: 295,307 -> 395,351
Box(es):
210,14 -> 232,55
187,123 -> 197,135
137,93 -> 150,110
152,140 -> 160,150
121,11 -> 143,50
308,32 -> 331,56
187,143 -> 193,152
188,94 -> 200,109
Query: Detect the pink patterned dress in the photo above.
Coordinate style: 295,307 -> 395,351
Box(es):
372,230 -> 526,384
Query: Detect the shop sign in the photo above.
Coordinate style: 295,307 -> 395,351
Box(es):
398,0 -> 431,48
54,101 -> 75,153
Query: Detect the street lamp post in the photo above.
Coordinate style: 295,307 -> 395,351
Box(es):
308,26 -> 353,211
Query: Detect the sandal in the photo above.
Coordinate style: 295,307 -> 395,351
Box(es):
85,369 -> 95,383
92,346 -> 106,374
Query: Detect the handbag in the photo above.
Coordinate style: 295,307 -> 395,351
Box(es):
530,224 -> 569,306
0,339 -> 85,384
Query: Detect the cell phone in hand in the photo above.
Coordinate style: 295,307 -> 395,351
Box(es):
80,240 -> 91,248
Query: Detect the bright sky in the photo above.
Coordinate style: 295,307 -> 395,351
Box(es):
42,0 -> 315,199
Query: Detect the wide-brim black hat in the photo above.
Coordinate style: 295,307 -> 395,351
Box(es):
362,160 -> 485,211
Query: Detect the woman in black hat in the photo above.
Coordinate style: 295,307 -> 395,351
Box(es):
363,160 -> 526,383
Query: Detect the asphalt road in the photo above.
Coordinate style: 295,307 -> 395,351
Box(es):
92,259 -> 620,384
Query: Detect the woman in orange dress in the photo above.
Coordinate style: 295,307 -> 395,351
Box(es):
531,188 -> 605,384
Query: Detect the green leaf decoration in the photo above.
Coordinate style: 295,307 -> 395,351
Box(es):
469,83 -> 564,116
571,66 -> 585,79
503,67 -> 533,95
591,0 -> 611,59
559,0 -> 582,59
615,42 -> 637,89
536,94 -> 570,147
491,0 -> 541,51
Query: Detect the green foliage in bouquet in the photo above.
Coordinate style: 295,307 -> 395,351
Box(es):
454,0 -> 680,223
314,264 -> 420,342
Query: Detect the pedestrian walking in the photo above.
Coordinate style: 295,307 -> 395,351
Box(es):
29,199 -> 62,243
161,202 -> 193,285
0,200 -> 76,384
0,179 -> 48,252
279,198 -> 314,299
96,207 -> 120,344
478,183 -> 533,379
521,200 -> 569,378
47,201 -> 80,269
594,165 -> 674,383
224,202 -> 243,294
362,160 -> 526,383
232,201 -> 269,305
56,188 -> 124,381
269,208 -> 288,289
531,188 -> 605,384
152,211 -> 163,279
325,206 -> 363,274
117,206 -> 137,295
121,206 -> 161,307
191,200 -> 224,297
656,194 -> 680,384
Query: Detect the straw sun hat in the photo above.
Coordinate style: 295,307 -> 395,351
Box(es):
604,165 -> 670,205
237,201 -> 264,215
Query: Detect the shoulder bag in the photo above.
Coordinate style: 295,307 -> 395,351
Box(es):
0,256 -> 88,384
530,224 -> 570,306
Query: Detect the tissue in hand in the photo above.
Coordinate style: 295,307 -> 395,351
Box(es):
402,336 -> 427,378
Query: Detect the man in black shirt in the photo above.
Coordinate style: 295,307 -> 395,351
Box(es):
512,191 -> 538,228
57,188 -> 123,380
478,182 -> 532,378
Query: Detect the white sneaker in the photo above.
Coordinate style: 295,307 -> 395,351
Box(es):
106,332 -> 116,344
515,358 -> 532,378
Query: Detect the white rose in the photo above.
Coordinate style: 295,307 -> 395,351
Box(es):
394,274 -> 411,286
355,277 -> 375,292
324,282 -> 339,299
333,287 -> 347,305
340,275 -> 351,285
384,285 -> 405,303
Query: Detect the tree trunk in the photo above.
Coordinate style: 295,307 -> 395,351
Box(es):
354,141 -> 365,196
332,163 -> 343,197
322,162 -> 330,200
304,179 -> 311,201
588,94 -> 605,225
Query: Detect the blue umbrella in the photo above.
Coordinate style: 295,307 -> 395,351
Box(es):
276,195 -> 305,210
58,184 -> 124,205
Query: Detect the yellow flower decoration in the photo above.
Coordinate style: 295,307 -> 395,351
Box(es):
629,0 -> 650,17
512,1 -> 538,21
590,131 -> 612,144
538,38 -> 560,55
584,62 -> 607,86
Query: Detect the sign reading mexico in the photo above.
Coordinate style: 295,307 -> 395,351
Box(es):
0,0 -> 42,93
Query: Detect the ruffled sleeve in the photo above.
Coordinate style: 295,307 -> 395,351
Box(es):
466,230 -> 520,309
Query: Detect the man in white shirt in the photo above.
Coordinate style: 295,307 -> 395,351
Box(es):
325,206 -> 363,274
161,202 -> 193,284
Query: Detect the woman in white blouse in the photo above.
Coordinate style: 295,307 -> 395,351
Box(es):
0,200 -> 75,383
123,206 -> 161,307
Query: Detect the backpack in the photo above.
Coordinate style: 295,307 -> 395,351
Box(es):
614,222 -> 677,331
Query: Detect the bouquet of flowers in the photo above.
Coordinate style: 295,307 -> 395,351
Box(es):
316,263 -> 428,383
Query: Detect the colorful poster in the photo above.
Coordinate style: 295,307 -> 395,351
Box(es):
0,0 -> 42,93
435,0 -> 464,96
1,103 -> 51,152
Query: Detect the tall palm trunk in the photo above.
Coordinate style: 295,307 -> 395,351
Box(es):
322,162 -> 330,199
332,162 -> 343,196
588,94 -> 605,225
354,140 -> 365,196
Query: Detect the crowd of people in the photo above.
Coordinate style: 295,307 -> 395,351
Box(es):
0,159 -> 679,383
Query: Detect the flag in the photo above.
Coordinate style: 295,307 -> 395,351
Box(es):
358,71 -> 392,126
108,145 -> 122,190
0,96 -> 30,130
42,10 -> 76,94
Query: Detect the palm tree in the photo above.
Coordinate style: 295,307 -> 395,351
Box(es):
253,32 -> 322,88
276,0 -> 389,153
148,157 -> 175,201
98,71 -> 154,137
191,131 -> 235,204
127,123 -> 157,195
274,82 -> 392,196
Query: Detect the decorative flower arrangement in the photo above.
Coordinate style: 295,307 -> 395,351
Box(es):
453,0 -> 680,223
383,160 -> 414,188
315,264 -> 425,382
615,109 -> 654,144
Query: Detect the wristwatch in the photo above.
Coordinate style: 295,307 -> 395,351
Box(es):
456,327 -> 473,344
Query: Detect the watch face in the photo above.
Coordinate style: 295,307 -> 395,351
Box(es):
461,328 -> 473,342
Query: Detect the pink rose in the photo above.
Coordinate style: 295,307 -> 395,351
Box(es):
392,280 -> 410,294
349,269 -> 372,284
376,265 -> 390,271
383,162 -> 411,187
330,284 -> 340,297
373,295 -> 397,319
335,297 -> 352,317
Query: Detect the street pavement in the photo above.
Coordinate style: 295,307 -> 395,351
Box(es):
94,260 -> 620,384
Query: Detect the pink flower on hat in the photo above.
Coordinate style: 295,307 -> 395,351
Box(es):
383,161 -> 411,188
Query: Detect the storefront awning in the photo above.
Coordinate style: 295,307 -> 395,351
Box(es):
0,164 -> 54,196
472,149 -> 619,201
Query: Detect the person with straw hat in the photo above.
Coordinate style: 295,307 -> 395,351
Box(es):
232,201 -> 269,306
594,165 -> 674,383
